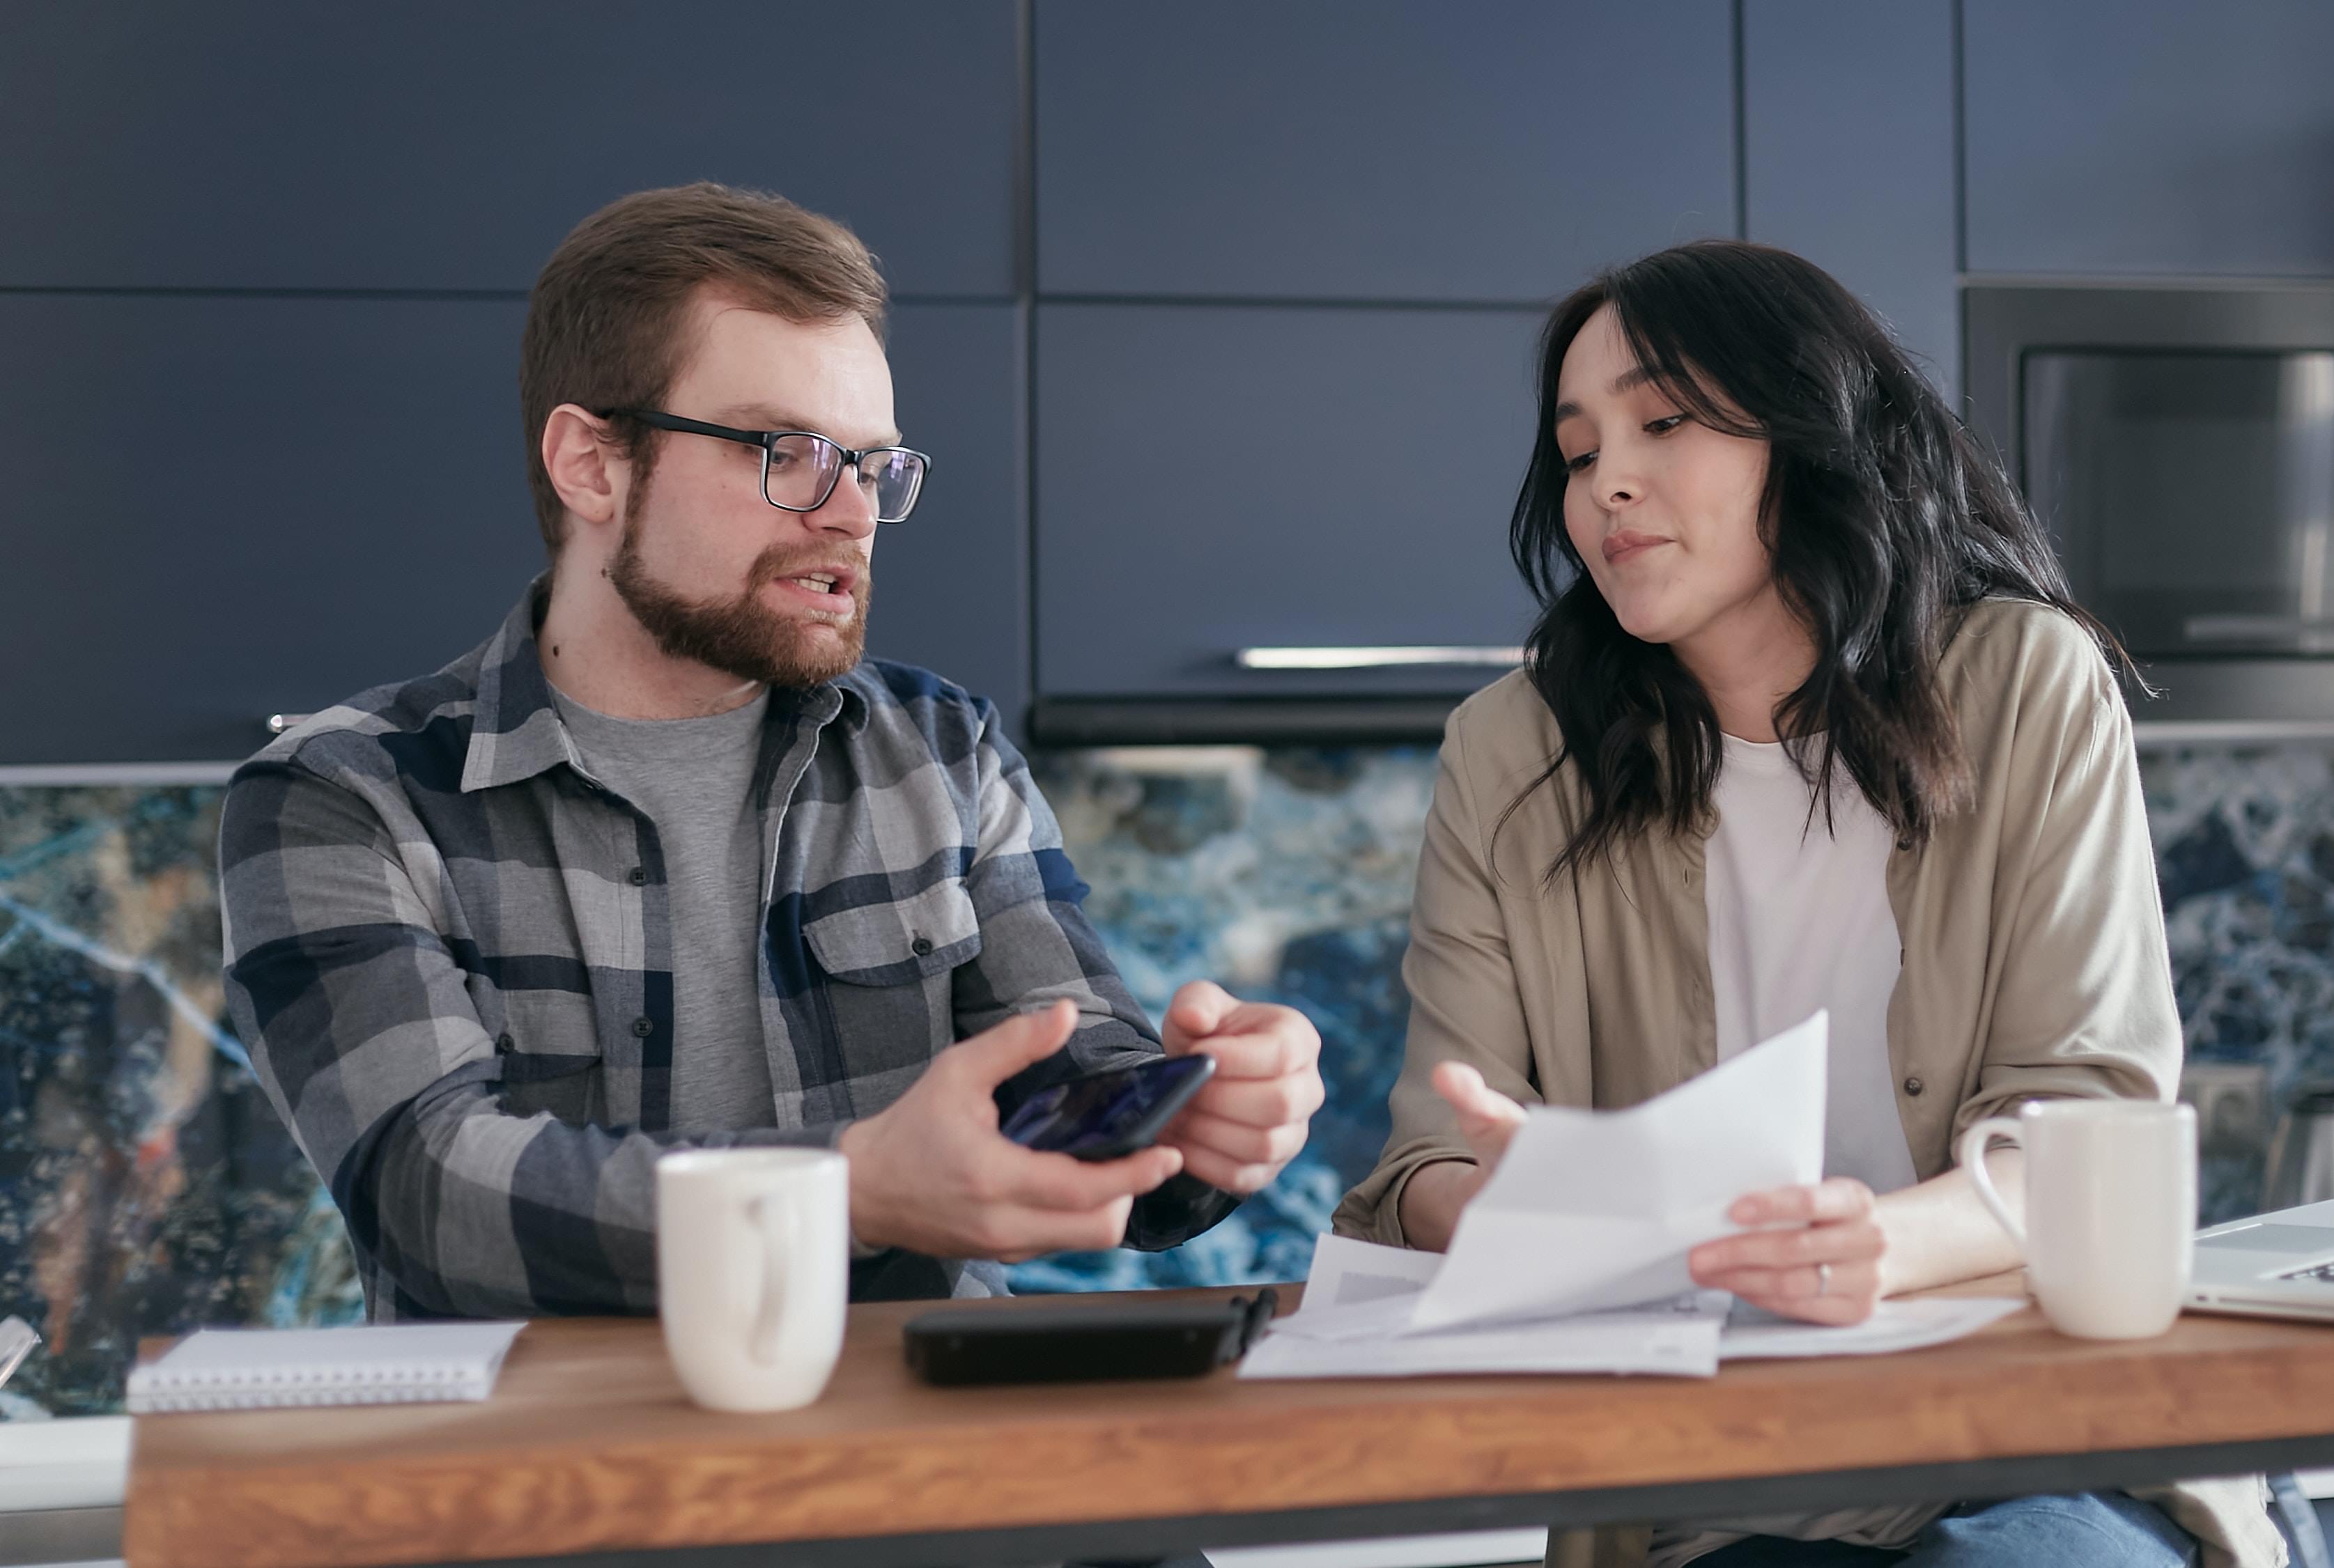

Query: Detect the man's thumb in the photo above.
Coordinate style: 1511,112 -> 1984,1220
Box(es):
1165,979 -> 1237,1041
964,999 -> 1079,1085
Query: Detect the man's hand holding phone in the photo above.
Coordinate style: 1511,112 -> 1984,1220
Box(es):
837,1001 -> 1184,1263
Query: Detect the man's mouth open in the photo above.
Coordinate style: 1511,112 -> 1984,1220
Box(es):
767,566 -> 860,614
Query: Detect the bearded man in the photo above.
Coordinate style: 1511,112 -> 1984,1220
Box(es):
219,184 -> 1323,1318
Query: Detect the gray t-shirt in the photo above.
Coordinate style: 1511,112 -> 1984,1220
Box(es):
550,685 -> 777,1130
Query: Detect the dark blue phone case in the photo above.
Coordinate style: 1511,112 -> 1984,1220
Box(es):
998,1053 -> 1217,1161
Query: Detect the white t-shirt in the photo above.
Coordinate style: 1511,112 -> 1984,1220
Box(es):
1703,733 -> 1918,1197
1652,736 -> 1938,1568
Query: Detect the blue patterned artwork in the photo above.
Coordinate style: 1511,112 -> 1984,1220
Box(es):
0,786 -> 361,1420
2145,747 -> 2334,1221
3,740 -> 2332,1415
1004,746 -> 1434,1294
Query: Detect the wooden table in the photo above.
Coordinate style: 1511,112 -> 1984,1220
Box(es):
126,1282 -> 2334,1568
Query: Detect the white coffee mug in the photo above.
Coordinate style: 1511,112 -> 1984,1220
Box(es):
1958,1099 -> 2196,1340
656,1148 -> 849,1412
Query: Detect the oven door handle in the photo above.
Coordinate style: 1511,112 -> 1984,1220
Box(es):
1233,645 -> 1525,671
2181,614 -> 2334,652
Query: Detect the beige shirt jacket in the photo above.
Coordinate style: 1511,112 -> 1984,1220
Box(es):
1331,599 -> 2282,1568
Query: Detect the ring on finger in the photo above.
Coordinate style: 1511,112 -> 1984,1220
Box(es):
1816,1262 -> 1833,1298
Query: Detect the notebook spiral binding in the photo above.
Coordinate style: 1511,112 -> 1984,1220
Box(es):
124,1323 -> 522,1414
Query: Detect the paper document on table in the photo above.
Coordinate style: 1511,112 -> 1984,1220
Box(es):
1241,1301 -> 1724,1379
1239,1014 -> 2014,1383
1267,1233 -> 1442,1340
1244,1236 -> 2020,1380
1409,1011 -> 1829,1332
1720,1296 -> 2025,1359
1246,1238 -> 1725,1378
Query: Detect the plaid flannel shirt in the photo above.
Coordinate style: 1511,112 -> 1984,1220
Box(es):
220,581 -> 1235,1320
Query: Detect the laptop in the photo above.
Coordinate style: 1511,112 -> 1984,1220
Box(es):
2191,1199 -> 2334,1320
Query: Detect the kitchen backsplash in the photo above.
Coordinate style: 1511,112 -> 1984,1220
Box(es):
1,740 -> 2324,1415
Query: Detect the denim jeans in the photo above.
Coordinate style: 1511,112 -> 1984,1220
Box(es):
1689,1491 -> 2200,1567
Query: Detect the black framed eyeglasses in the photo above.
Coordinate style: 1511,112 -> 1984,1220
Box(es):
603,408 -> 930,523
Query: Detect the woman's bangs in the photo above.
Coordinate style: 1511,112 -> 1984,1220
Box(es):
1605,290 -> 1765,442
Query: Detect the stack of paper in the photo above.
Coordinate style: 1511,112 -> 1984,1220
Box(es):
1242,1015 -> 2020,1380
1251,1239 -> 1733,1378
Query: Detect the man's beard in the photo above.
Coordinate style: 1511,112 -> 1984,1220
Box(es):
606,497 -> 871,692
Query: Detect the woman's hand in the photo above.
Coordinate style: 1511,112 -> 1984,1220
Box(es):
1687,1178 -> 1887,1324
1398,1063 -> 1531,1252
1433,1061 -> 1529,1170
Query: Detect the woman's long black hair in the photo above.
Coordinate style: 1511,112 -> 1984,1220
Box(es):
1508,240 -> 2133,880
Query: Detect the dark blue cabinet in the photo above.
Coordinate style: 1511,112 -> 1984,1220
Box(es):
0,1 -> 1019,297
1964,0 -> 2334,277
0,295 -> 541,765
54,0 -> 2334,752
1743,0 -> 1958,399
1034,0 -> 1737,303
0,0 -> 1030,766
1034,304 -> 1543,702
0,297 -> 1025,766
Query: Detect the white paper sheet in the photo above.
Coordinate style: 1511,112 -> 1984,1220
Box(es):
1409,1011 -> 1830,1331
1266,1234 -> 1444,1341
1244,1017 -> 2021,1381
1719,1296 -> 2025,1359
1249,1235 -> 1726,1377
1240,1303 -> 1724,1379
1302,1231 -> 1442,1310
1245,1236 -> 2020,1380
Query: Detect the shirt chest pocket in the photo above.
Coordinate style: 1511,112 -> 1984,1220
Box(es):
801,877 -> 983,984
800,879 -> 983,1080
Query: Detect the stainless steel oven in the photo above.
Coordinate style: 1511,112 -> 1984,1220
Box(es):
1966,280 -> 2334,738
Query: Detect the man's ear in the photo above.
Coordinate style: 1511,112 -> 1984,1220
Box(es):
541,404 -> 624,532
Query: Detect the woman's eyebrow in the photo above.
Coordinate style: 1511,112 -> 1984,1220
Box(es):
1553,366 -> 1659,425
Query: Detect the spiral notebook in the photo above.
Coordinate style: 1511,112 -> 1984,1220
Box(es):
127,1321 -> 525,1413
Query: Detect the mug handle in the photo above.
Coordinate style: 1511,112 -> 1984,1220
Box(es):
747,1194 -> 798,1367
1957,1116 -> 2027,1252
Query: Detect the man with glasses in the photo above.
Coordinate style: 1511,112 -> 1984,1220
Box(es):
219,183 -> 1323,1320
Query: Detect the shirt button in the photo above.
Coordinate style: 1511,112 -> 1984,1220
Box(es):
911,936 -> 934,957
628,866 -> 647,886
495,1032 -> 515,1053
1903,1076 -> 1925,1096
633,1016 -> 656,1038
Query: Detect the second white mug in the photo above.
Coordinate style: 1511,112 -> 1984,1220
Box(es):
1960,1098 -> 2196,1340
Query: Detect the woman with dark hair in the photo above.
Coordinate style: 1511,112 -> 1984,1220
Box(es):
1333,242 -> 2280,1568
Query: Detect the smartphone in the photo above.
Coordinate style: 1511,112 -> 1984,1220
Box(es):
998,1053 -> 1216,1161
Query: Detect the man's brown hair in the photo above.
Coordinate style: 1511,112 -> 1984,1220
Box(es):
519,182 -> 888,552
